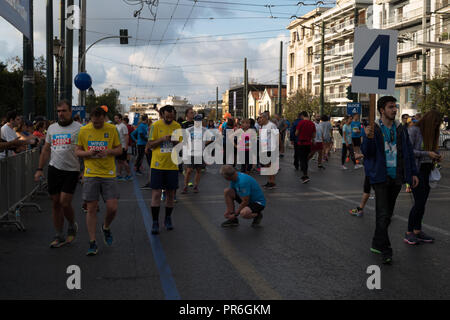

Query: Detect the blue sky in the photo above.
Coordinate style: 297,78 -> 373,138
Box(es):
0,0 -> 325,108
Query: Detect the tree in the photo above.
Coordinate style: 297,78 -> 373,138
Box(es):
283,89 -> 323,121
414,64 -> 450,115
0,56 -> 47,118
86,87 -> 121,118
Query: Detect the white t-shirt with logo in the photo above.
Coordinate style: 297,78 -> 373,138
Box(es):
45,121 -> 82,172
115,123 -> 128,149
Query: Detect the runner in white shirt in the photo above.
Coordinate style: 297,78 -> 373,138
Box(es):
259,113 -> 279,189
0,111 -> 33,158
34,100 -> 82,248
114,114 -> 132,181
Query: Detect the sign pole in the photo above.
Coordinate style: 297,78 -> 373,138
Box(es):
369,93 -> 376,138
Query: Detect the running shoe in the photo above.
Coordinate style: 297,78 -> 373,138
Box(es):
86,241 -> 98,256
405,184 -> 412,193
301,176 -> 310,184
370,247 -> 392,264
193,186 -> 199,193
102,225 -> 113,246
161,191 -> 166,201
251,213 -> 263,227
416,231 -> 435,243
151,222 -> 160,235
342,165 -> 348,170
221,218 -> 239,228
181,186 -> 188,194
140,183 -> 151,190
164,216 -> 174,231
403,232 -> 420,245
125,175 -> 134,181
354,164 -> 364,169
263,183 -> 276,189
66,222 -> 78,244
188,182 -> 194,187
318,165 -> 325,170
135,170 -> 143,176
50,235 -> 66,248
349,207 -> 364,217
117,176 -> 125,181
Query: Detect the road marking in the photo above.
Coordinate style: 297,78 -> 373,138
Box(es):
182,199 -> 283,300
132,177 -> 181,300
309,186 -> 450,237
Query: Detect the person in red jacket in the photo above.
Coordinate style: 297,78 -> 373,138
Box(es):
295,111 -> 316,184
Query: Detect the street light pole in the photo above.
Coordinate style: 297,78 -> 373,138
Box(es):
46,0 -> 54,120
78,0 -> 86,108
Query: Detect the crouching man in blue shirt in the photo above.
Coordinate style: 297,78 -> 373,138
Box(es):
362,96 -> 419,265
220,165 -> 266,228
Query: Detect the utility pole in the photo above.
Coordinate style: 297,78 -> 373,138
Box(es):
78,0 -> 86,107
60,0 -> 65,101
354,6 -> 359,105
278,41 -> 283,115
422,0 -> 427,100
46,0 -> 54,120
216,86 -> 219,121
65,0 -> 74,104
319,20 -> 325,116
23,0 -> 34,120
244,58 -> 248,119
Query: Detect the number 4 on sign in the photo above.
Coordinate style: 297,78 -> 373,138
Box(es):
354,35 -> 395,90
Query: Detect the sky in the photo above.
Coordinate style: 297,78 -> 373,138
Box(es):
0,0 -> 332,110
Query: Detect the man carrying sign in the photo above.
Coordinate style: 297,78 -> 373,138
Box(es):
362,96 -> 418,264
75,107 -> 123,256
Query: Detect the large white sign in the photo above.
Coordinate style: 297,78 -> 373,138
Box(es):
352,27 -> 398,95
0,0 -> 30,39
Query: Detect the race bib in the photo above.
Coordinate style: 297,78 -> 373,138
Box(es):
161,141 -> 173,153
385,141 -> 397,168
52,134 -> 72,150
88,141 -> 108,151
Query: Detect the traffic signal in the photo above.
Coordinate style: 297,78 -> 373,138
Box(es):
120,29 -> 128,45
346,86 -> 353,100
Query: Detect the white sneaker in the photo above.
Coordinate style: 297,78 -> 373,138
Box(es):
342,165 -> 348,170
354,164 -> 363,169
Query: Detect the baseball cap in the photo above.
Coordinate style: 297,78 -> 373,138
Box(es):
100,105 -> 108,113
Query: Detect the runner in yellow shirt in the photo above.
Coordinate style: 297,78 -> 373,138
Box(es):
145,105 -> 182,235
75,107 -> 122,256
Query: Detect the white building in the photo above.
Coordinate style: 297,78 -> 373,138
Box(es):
159,95 -> 193,117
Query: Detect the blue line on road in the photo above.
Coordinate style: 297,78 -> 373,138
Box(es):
132,176 -> 181,300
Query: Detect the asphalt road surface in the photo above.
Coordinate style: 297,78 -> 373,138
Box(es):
1,148 -> 450,300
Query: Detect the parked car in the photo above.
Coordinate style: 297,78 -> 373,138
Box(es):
439,130 -> 450,150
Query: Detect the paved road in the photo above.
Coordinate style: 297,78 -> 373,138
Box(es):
1,148 -> 450,300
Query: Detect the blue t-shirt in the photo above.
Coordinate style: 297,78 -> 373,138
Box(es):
351,121 -> 361,138
230,172 -> 266,207
379,121 -> 397,179
135,123 -> 149,146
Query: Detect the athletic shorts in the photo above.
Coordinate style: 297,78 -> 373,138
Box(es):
234,189 -> 265,214
312,142 -> 323,152
352,137 -> 361,147
47,165 -> 79,195
116,148 -> 127,161
150,169 -> 179,190
363,175 -> 371,194
185,156 -> 206,169
82,177 -> 120,202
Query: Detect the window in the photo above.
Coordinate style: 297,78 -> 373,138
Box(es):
339,85 -> 344,93
290,53 -> 295,68
307,72 -> 312,92
289,76 -> 294,92
307,47 -> 313,63
359,10 -> 366,25
298,74 -> 303,89
329,86 -> 335,94
315,86 -> 319,95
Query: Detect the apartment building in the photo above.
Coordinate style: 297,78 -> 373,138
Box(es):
373,0 -> 450,115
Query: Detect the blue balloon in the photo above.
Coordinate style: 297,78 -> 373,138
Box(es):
74,72 -> 92,91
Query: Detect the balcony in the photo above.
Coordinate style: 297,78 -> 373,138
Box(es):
324,67 -> 353,80
325,93 -> 347,101
382,8 -> 426,29
397,40 -> 422,56
396,71 -> 422,83
437,31 -> 450,42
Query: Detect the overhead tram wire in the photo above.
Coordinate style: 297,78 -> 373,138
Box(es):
128,15 -> 141,98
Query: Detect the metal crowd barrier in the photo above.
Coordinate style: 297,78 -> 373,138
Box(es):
0,148 -> 46,231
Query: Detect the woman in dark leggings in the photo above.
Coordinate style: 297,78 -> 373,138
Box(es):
404,110 -> 443,245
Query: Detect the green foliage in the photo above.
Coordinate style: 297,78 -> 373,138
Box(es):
415,65 -> 450,115
86,87 -> 121,118
0,56 -> 47,118
283,89 -> 329,121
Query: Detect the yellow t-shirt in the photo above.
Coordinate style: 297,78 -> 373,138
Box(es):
77,122 -> 121,178
149,119 -> 182,170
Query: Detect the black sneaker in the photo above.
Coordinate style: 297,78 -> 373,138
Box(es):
416,231 -> 434,243
140,183 -> 151,190
263,183 -> 276,190
221,218 -> 239,228
152,222 -> 160,235
370,247 -> 392,264
86,241 -> 98,256
251,212 -> 263,227
164,216 -> 174,231
403,232 -> 420,245
301,176 -> 310,184
102,225 -> 113,246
